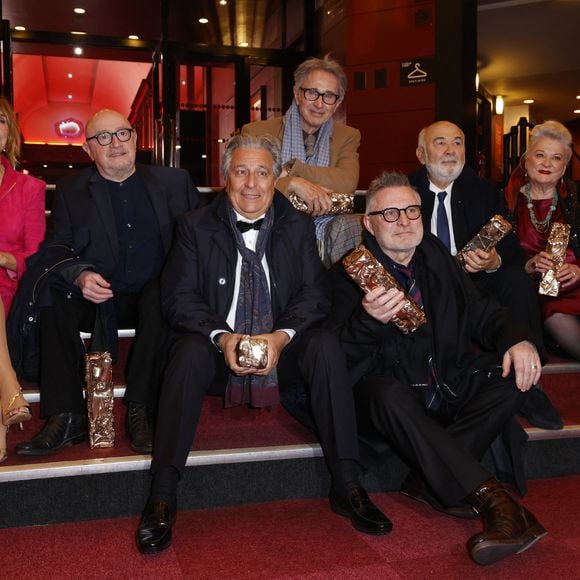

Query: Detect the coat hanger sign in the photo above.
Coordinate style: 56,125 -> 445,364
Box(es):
400,59 -> 433,86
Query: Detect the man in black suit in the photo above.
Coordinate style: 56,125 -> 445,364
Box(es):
137,134 -> 391,555
329,171 -> 546,566
408,120 -> 562,430
16,109 -> 200,457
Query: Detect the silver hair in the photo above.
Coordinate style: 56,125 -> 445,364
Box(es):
365,171 -> 419,213
294,55 -> 347,99
221,134 -> 282,180
528,120 -> 573,163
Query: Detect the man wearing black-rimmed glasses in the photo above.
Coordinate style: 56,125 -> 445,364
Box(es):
327,171 -> 546,566
242,55 -> 359,217
16,109 -> 200,457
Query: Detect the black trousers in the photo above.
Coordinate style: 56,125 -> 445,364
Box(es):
355,372 -> 526,507
473,266 -> 547,359
38,278 -> 168,417
152,328 -> 360,479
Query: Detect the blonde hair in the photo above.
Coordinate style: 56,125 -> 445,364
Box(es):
0,96 -> 22,167
529,120 -> 573,163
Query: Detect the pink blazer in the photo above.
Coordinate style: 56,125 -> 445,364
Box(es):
0,155 -> 46,313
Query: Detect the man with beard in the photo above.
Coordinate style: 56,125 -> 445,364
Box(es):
408,120 -> 562,430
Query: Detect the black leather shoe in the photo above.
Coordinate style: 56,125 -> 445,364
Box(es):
127,402 -> 153,454
329,486 -> 393,535
518,385 -> 563,430
15,412 -> 87,456
400,473 -> 479,520
137,499 -> 176,555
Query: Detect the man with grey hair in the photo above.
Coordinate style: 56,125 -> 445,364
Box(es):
328,170 -> 546,566
137,134 -> 391,555
409,120 -> 562,430
242,55 -> 359,216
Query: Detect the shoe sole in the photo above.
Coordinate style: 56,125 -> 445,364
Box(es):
400,487 -> 479,520
469,524 -> 548,565
15,433 -> 88,456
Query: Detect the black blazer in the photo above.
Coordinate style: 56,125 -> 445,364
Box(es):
161,191 -> 331,339
409,165 -> 526,267
43,163 -> 200,282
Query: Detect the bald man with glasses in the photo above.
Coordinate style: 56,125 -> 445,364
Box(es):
16,109 -> 200,458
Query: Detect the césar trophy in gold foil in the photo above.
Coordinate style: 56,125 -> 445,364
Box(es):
456,214 -> 512,270
237,336 -> 268,369
85,351 -> 115,448
288,192 -> 354,215
342,245 -> 426,334
539,222 -> 571,297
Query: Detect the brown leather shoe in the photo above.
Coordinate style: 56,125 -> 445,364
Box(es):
466,479 -> 547,566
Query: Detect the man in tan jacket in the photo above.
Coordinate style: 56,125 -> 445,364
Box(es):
242,55 -> 360,217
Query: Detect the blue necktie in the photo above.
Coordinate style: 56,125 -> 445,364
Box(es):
436,191 -> 451,251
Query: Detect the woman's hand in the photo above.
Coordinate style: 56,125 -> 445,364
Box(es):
557,262 -> 580,288
525,251 -> 553,275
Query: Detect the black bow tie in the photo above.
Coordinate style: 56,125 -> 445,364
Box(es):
236,219 -> 263,233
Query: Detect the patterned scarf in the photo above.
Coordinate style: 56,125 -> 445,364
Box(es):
281,100 -> 332,168
225,205 -> 279,408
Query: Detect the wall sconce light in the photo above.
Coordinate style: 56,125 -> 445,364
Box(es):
495,95 -> 504,115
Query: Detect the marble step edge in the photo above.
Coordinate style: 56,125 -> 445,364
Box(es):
2,426 -> 580,484
0,443 -> 323,483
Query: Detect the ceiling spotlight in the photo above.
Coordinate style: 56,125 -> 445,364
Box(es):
73,8 -> 86,14
68,94 -> 73,99
68,73 -> 73,78
43,164 -> 48,168
576,95 -> 580,100
68,164 -> 74,169
74,47 -> 83,55
14,25 -> 26,31
495,95 -> 504,115
201,154 -> 207,159
71,31 -> 87,35
199,18 -> 209,24
523,99 -> 534,104
574,109 -> 580,114
239,41 -> 249,47
219,0 -> 227,5
128,35 -> 139,40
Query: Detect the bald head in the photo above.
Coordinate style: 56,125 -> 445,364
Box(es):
83,109 -> 137,182
416,121 -> 466,189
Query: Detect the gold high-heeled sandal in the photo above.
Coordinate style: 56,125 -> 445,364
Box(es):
3,390 -> 31,426
0,422 -> 7,463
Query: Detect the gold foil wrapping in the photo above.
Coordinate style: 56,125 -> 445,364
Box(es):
539,222 -> 571,297
342,245 -> 427,334
85,351 -> 115,448
288,192 -> 354,215
457,214 -> 512,269
237,336 -> 268,369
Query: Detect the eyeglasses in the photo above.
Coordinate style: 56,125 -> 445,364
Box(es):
299,87 -> 341,105
86,128 -> 134,146
367,205 -> 422,223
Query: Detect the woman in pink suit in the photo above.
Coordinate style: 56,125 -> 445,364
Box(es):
0,96 -> 45,461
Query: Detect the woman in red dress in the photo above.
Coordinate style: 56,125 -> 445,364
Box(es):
505,120 -> 580,361
0,97 -> 45,460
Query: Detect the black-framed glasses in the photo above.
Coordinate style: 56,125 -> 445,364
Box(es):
86,128 -> 134,146
367,205 -> 422,223
299,87 -> 341,105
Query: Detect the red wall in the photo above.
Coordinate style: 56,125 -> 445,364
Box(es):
343,0 -> 436,187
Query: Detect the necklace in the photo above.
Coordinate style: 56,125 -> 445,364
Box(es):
523,183 -> 557,233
